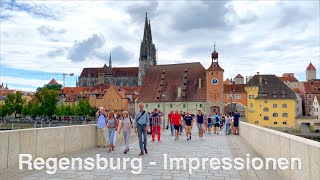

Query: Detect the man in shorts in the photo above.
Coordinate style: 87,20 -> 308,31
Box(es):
196,110 -> 204,140
172,110 -> 182,140
213,113 -> 220,135
183,112 -> 193,141
233,110 -> 240,135
206,113 -> 213,135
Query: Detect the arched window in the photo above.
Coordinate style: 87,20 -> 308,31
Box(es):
282,104 -> 288,108
273,104 -> 277,108
263,107 -> 269,112
282,113 -> 288,117
273,113 -> 278,117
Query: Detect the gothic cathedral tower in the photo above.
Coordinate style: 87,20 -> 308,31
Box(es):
138,13 -> 157,86
206,44 -> 224,113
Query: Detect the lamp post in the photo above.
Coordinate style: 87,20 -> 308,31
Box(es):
187,102 -> 189,112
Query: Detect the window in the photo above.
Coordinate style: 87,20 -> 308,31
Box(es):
170,104 -> 172,108
249,95 -> 254,99
183,104 -> 186,108
282,104 -> 287,108
283,122 -> 287,125
273,113 -> 278,117
200,104 -> 202,108
273,104 -> 277,108
146,104 -> 148,108
282,113 -> 288,117
264,116 -> 269,120
273,94 -> 277,98
263,107 -> 269,112
227,94 -> 233,99
250,103 -> 253,108
235,94 -> 242,99
274,122 -> 278,125
264,100 -> 268,104
158,104 -> 160,108
255,121 -> 259,124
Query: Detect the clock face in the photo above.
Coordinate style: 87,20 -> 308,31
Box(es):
211,78 -> 219,85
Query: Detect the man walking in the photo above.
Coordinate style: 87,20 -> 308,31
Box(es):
196,110 -> 204,140
134,102 -> 150,156
172,110 -> 181,140
184,112 -> 193,141
233,110 -> 240,135
213,113 -> 220,135
151,108 -> 162,142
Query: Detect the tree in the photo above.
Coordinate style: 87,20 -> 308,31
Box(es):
0,105 -> 8,120
65,105 -> 75,116
76,100 -> 91,116
35,87 -> 59,119
4,92 -> 25,118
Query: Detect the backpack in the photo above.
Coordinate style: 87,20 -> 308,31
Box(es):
214,115 -> 220,123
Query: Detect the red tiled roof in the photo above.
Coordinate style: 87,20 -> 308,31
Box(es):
235,74 -> 243,78
139,62 -> 207,102
224,84 -> 246,93
224,79 -> 231,84
0,90 -> 15,96
293,88 -> 300,93
48,78 -> 59,85
79,68 -> 100,78
307,63 -> 316,70
302,81 -> 320,94
207,62 -> 224,72
279,76 -> 299,83
112,67 -> 138,77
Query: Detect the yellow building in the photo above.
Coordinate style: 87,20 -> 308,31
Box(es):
245,74 -> 297,128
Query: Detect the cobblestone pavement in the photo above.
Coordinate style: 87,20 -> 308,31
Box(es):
6,127 -> 284,180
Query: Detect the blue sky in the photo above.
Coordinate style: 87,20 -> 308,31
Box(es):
0,0 -> 319,91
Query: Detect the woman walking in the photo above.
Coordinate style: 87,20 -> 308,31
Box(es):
118,111 -> 133,154
225,114 -> 231,135
106,110 -> 118,153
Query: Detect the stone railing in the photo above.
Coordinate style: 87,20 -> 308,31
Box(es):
0,124 -> 135,172
239,121 -> 320,180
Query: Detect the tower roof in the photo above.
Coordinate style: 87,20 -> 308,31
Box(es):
211,43 -> 218,60
307,62 -> 316,70
235,74 -> 244,78
48,78 -> 59,85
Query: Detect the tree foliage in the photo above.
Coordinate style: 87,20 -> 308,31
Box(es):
4,92 -> 25,118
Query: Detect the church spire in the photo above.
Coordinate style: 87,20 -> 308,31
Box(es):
109,52 -> 112,68
143,12 -> 149,42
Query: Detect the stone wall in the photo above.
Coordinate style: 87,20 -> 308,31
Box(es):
0,124 -> 134,172
239,121 -> 320,180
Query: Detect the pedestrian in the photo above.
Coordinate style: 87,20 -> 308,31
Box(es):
213,113 -> 220,135
118,111 -> 133,154
96,107 -> 108,148
106,110 -> 118,153
134,102 -> 150,156
183,112 -> 193,141
167,111 -> 174,136
172,110 -> 182,140
225,114 -> 231,135
196,110 -> 205,140
179,111 -> 185,135
233,110 -> 240,135
151,108 -> 162,142
207,113 -> 213,135
221,114 -> 225,130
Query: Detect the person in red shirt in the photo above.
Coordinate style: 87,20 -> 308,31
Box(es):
172,110 -> 182,140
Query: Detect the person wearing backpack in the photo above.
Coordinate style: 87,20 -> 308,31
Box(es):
213,113 -> 220,135
118,111 -> 133,154
96,107 -> 108,148
134,102 -> 150,156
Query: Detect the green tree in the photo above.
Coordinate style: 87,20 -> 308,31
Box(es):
0,105 -> 8,120
76,100 -> 91,116
35,87 -> 59,119
65,105 -> 75,116
30,102 -> 41,117
4,92 -> 25,118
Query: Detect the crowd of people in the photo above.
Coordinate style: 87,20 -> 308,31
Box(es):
95,102 -> 241,156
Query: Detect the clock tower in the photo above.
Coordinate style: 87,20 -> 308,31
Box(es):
206,44 -> 224,113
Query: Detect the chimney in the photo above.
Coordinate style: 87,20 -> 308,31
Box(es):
199,78 -> 201,89
178,87 -> 182,97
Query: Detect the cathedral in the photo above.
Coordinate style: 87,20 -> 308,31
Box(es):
77,13 -> 156,87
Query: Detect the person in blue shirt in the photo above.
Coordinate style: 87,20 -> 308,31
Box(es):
196,110 -> 204,140
183,112 -> 194,141
96,107 -> 108,148
213,113 -> 220,135
233,110 -> 240,135
134,102 -> 150,156
206,113 -> 213,135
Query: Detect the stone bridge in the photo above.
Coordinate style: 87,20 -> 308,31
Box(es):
0,122 -> 319,180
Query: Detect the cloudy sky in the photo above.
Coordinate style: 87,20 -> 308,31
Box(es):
0,0 -> 319,91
